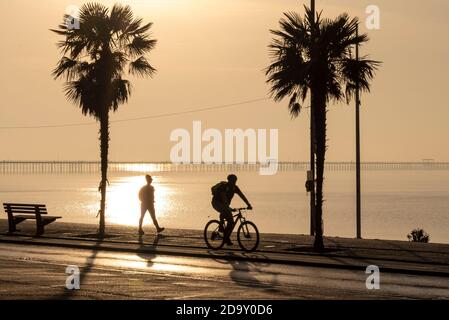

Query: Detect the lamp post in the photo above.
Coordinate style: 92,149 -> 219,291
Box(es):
355,23 -> 362,239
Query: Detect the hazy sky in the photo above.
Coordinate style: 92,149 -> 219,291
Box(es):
0,0 -> 448,161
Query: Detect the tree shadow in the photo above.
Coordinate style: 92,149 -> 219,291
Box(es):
285,246 -> 341,254
378,240 -> 436,264
326,237 -> 444,266
54,233 -> 162,299
53,235 -> 104,300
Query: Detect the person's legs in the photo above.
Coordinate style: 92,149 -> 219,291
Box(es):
212,200 -> 226,232
139,203 -> 147,234
221,210 -> 234,245
212,200 -> 234,244
149,204 -> 164,232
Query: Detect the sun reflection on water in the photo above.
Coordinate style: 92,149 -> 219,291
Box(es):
119,163 -> 161,173
105,175 -> 174,227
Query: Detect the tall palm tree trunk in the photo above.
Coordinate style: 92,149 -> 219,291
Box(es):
313,95 -> 326,251
98,110 -> 109,237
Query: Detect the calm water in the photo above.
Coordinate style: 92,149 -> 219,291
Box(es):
1,170 -> 448,243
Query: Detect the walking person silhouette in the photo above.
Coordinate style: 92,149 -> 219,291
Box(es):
138,175 -> 164,235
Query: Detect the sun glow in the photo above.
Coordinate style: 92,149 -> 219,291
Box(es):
105,175 -> 174,226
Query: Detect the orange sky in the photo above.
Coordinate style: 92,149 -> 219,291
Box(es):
0,0 -> 448,161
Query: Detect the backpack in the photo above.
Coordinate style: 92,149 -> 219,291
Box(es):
138,187 -> 145,201
211,181 -> 227,196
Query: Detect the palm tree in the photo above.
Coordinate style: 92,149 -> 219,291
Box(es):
266,6 -> 380,250
52,3 -> 157,237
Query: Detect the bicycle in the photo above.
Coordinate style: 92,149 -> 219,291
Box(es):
203,207 -> 260,252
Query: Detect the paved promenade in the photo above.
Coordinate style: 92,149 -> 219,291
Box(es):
1,219 -> 448,277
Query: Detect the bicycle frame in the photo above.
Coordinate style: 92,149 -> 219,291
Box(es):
205,206 -> 258,252
224,208 -> 250,233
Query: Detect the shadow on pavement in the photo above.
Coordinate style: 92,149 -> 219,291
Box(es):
380,240 -> 434,264
285,245 -> 341,254
53,234 -> 104,299
136,233 -> 162,268
211,251 -> 283,293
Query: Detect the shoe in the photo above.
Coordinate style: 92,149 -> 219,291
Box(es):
138,229 -> 145,235
157,227 -> 165,233
225,240 -> 234,246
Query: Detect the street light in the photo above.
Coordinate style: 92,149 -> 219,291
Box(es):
355,23 -> 362,239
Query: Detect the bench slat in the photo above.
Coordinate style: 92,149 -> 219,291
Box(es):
4,203 -> 48,215
7,210 -> 48,214
3,207 -> 47,210
3,203 -> 46,208
13,215 -> 61,220
4,208 -> 47,212
5,206 -> 47,211
4,206 -> 48,210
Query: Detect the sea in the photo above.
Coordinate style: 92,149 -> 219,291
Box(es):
1,164 -> 448,243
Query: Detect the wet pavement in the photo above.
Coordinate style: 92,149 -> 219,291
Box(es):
1,243 -> 448,299
1,220 -> 449,276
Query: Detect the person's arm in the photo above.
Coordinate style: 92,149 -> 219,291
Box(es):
236,186 -> 252,209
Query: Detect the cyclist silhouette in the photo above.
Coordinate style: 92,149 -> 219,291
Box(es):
211,174 -> 252,246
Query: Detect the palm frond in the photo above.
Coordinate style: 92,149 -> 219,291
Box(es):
109,3 -> 134,34
129,56 -> 156,77
111,78 -> 131,111
110,51 -> 128,76
288,92 -> 302,118
130,22 -> 153,37
341,56 -> 381,102
127,36 -> 157,57
64,77 -> 101,118
52,57 -> 78,80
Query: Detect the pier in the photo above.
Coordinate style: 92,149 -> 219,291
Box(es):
1,161 -> 448,174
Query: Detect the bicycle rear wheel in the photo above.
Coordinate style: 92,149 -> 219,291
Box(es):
204,220 -> 225,250
237,221 -> 259,252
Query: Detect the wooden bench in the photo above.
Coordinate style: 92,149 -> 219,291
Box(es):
3,203 -> 62,236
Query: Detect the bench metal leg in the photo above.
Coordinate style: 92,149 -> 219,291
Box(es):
8,220 -> 16,233
8,218 -> 26,234
36,222 -> 44,236
7,211 -> 16,233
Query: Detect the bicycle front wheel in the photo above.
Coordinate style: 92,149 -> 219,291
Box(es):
237,221 -> 259,252
204,220 -> 225,250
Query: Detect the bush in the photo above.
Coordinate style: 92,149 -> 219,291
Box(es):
407,228 -> 430,243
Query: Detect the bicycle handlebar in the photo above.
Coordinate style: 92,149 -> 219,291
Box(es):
232,207 -> 252,212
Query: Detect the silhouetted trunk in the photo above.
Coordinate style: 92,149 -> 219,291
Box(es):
98,110 -> 109,237
97,49 -> 113,238
313,89 -> 326,251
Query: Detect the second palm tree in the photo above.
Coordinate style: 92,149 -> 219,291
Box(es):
266,5 -> 380,250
